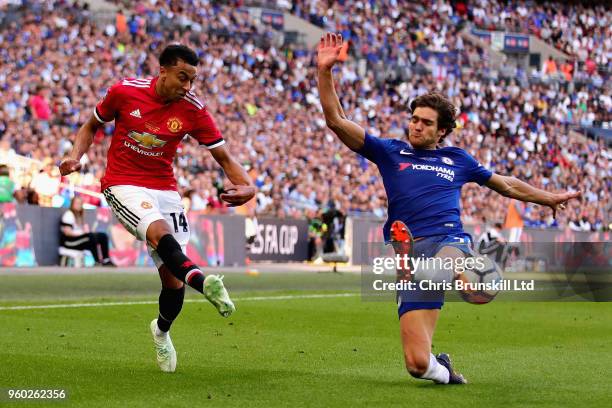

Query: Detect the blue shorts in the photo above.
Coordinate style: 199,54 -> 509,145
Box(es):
397,233 -> 473,318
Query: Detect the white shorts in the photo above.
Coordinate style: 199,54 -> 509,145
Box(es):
103,185 -> 190,268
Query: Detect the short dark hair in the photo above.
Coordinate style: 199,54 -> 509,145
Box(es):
409,92 -> 457,142
159,44 -> 199,67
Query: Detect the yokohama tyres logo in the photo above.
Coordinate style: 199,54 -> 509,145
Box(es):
399,162 -> 455,181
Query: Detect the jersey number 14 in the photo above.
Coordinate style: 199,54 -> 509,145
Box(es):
170,212 -> 188,233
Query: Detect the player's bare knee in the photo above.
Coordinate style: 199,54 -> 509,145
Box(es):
404,352 -> 429,377
159,264 -> 184,289
146,220 -> 174,248
163,280 -> 184,290
160,272 -> 184,289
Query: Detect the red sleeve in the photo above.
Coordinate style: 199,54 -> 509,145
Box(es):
94,82 -> 122,123
191,108 -> 225,149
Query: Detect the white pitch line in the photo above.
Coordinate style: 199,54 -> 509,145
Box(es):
0,293 -> 359,311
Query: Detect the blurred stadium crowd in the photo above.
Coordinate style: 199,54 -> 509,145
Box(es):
0,0 -> 609,232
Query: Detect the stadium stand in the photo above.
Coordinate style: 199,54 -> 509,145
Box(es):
0,0 -> 609,231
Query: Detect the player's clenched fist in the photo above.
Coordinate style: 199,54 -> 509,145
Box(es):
317,32 -> 344,71
59,159 -> 82,176
220,184 -> 256,207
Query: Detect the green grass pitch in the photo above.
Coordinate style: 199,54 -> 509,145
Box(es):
0,271 -> 610,407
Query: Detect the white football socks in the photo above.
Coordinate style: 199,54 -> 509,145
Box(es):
421,353 -> 450,384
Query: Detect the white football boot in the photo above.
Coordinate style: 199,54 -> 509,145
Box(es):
203,275 -> 236,317
150,319 -> 177,373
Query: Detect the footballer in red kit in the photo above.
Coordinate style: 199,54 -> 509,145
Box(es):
95,76 -> 225,191
60,44 -> 256,373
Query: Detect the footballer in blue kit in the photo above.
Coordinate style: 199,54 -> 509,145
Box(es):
317,33 -> 581,385
360,133 -> 493,241
360,134 -> 491,317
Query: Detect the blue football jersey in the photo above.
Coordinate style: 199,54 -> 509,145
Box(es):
358,133 -> 493,240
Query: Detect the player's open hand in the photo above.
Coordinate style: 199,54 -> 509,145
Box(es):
547,191 -> 581,219
59,159 -> 82,176
220,184 -> 256,207
317,32 -> 343,71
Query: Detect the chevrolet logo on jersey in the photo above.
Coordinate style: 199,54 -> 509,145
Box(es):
127,131 -> 167,149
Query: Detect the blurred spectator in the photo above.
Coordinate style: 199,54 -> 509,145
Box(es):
29,160 -> 60,207
116,9 -> 127,35
560,60 -> 573,81
321,201 -> 345,254
542,56 -> 558,77
28,85 -> 52,131
0,164 -> 15,203
60,195 -> 115,266
245,208 -> 258,255
476,221 -> 509,267
307,208 -> 325,261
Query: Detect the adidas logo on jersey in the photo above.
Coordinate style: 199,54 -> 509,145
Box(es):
130,109 -> 142,118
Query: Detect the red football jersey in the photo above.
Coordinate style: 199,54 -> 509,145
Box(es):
95,77 -> 224,191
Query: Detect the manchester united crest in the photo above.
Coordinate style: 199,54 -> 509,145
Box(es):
166,117 -> 183,133
141,201 -> 152,209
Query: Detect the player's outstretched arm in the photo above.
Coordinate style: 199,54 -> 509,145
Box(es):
317,32 -> 365,151
485,173 -> 581,218
210,145 -> 256,207
59,114 -> 102,176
